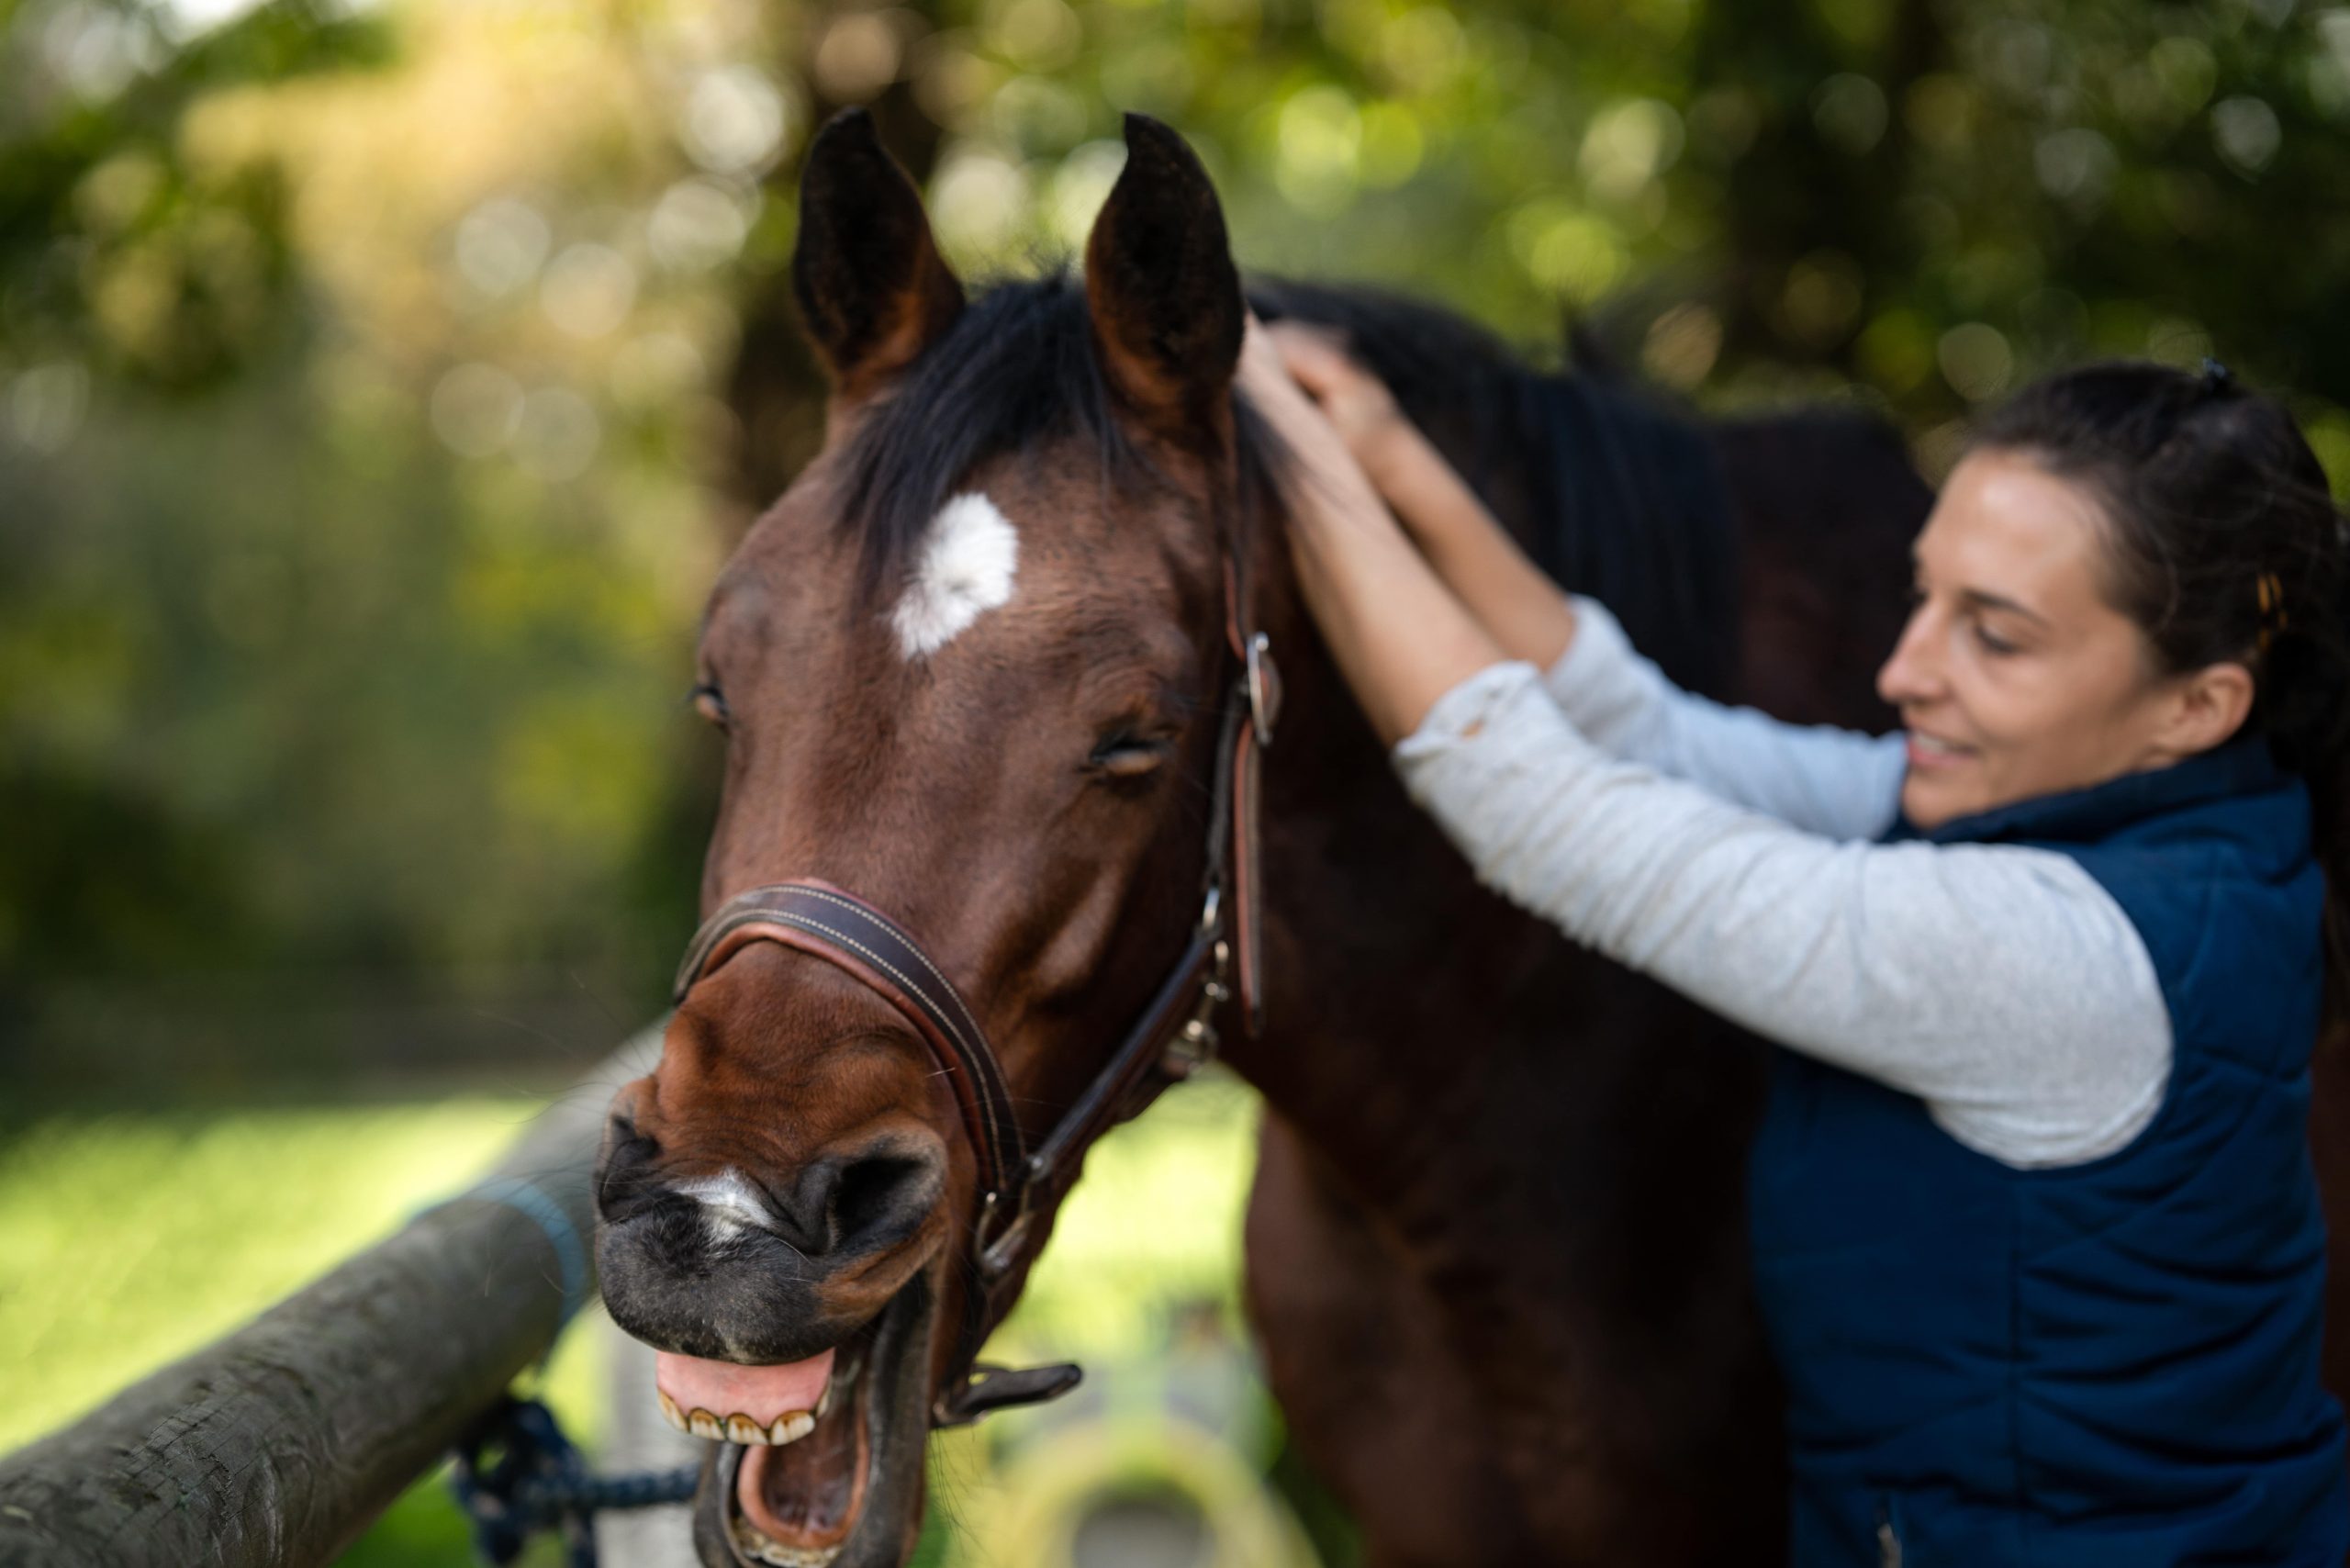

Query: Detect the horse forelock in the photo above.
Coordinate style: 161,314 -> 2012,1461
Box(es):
826,268 -> 1296,614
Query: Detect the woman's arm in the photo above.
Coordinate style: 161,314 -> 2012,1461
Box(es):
1548,598 -> 1908,839
1260,320 -> 1905,840
1400,663 -> 2171,1170
1237,318 -> 1503,746
1268,323 -> 1580,673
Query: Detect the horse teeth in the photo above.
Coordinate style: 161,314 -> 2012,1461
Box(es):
659,1397 -> 813,1446
733,1518 -> 842,1567
816,1378 -> 832,1417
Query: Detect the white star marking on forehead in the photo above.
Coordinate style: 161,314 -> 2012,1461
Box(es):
891,490 -> 1020,659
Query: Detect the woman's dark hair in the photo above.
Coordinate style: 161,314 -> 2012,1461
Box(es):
1971,359 -> 2350,1021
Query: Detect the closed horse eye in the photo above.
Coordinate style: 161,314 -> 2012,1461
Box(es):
1088,731 -> 1169,779
689,681 -> 731,729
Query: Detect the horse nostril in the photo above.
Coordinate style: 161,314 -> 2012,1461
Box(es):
782,1148 -> 941,1258
595,1116 -> 665,1223
834,1153 -> 938,1250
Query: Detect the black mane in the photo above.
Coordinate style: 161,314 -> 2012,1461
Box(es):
834,270 -> 1739,695
1252,279 -> 1739,696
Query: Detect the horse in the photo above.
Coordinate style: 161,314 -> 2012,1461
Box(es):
591,106 -> 1940,1567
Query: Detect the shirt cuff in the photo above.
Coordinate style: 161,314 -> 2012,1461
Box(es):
1539,596 -> 1651,741
1393,656 -> 1612,835
1394,660 -> 1546,763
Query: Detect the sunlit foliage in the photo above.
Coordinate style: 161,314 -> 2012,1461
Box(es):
7,2 -> 2349,1560
7,0 -> 2350,1087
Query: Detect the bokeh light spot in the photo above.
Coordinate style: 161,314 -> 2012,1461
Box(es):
1508,199 -> 1624,304
513,387 -> 601,483
1641,303 -> 1721,391
682,65 -> 798,176
1046,140 -> 1128,252
2034,129 -> 2116,203
1580,98 -> 1683,202
609,332 -> 707,412
1937,321 -> 2014,403
1775,251 -> 1864,348
1812,73 -> 1888,156
1858,308 -> 1937,392
991,0 -> 1084,71
429,363 -> 523,458
2211,96 -> 2282,175
2149,37 -> 2218,115
930,149 -> 1032,263
814,12 -> 905,99
540,244 -> 638,340
1274,84 -> 1363,217
453,197 -> 552,299
7,362 -> 92,454
647,180 -> 754,274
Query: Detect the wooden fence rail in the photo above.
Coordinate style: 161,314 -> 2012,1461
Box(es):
0,1027 -> 662,1568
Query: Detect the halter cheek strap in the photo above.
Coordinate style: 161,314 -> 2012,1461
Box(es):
668,577 -> 1277,1428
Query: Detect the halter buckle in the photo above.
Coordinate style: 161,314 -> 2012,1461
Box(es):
1161,938 -> 1232,1081
974,1183 -> 1036,1282
1245,633 -> 1281,748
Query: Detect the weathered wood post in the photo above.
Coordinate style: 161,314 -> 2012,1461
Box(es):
0,1027 -> 663,1568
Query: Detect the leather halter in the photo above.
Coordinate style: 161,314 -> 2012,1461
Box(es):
669,568 -> 1279,1428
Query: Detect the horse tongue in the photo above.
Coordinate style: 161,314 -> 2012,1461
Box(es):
655,1349 -> 834,1425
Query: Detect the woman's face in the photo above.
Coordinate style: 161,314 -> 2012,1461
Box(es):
1876,447 -> 2244,830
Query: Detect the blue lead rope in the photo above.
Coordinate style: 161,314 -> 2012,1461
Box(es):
448,1397 -> 701,1568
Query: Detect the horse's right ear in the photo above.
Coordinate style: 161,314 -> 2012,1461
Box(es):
790,109 -> 964,398
1084,115 -> 1244,441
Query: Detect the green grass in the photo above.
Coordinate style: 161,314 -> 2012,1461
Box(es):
0,1074 -> 1320,1566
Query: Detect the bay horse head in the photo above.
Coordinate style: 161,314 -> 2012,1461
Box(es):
593,108 -> 1281,1567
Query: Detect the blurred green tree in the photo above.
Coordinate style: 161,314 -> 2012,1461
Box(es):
6,0 -> 2350,1097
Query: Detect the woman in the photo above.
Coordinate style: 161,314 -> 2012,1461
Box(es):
1237,319 -> 2350,1565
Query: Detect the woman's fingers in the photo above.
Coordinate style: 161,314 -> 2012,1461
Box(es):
1264,321 -> 1401,454
1239,320 -> 1403,547
1238,316 -> 1334,439
1265,322 -> 1354,397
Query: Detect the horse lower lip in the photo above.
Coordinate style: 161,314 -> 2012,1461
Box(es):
730,1291 -> 914,1561
735,1392 -> 864,1548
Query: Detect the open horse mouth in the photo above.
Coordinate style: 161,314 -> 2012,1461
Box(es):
659,1277 -> 935,1568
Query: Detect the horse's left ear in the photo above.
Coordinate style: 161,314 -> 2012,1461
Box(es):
1085,115 -> 1245,439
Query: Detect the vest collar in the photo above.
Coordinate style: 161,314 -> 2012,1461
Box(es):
1891,734 -> 2287,848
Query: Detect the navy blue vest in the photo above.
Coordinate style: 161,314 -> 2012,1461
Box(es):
1748,737 -> 2348,1566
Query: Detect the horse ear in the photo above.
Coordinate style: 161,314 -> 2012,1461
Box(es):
790,108 -> 965,398
1085,114 -> 1244,437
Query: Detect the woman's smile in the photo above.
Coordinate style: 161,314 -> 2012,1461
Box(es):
1901,727 -> 1976,771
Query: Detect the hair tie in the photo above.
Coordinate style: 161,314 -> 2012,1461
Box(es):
2199,356 -> 2234,396
2256,569 -> 2288,655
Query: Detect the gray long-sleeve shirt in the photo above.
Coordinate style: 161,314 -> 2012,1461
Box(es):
1392,597 -> 2171,1170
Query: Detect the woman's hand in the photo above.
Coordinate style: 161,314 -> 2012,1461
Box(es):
1236,314 -> 1505,745
1237,314 -> 1403,550
1261,322 -> 1406,470
1242,316 -> 1579,676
